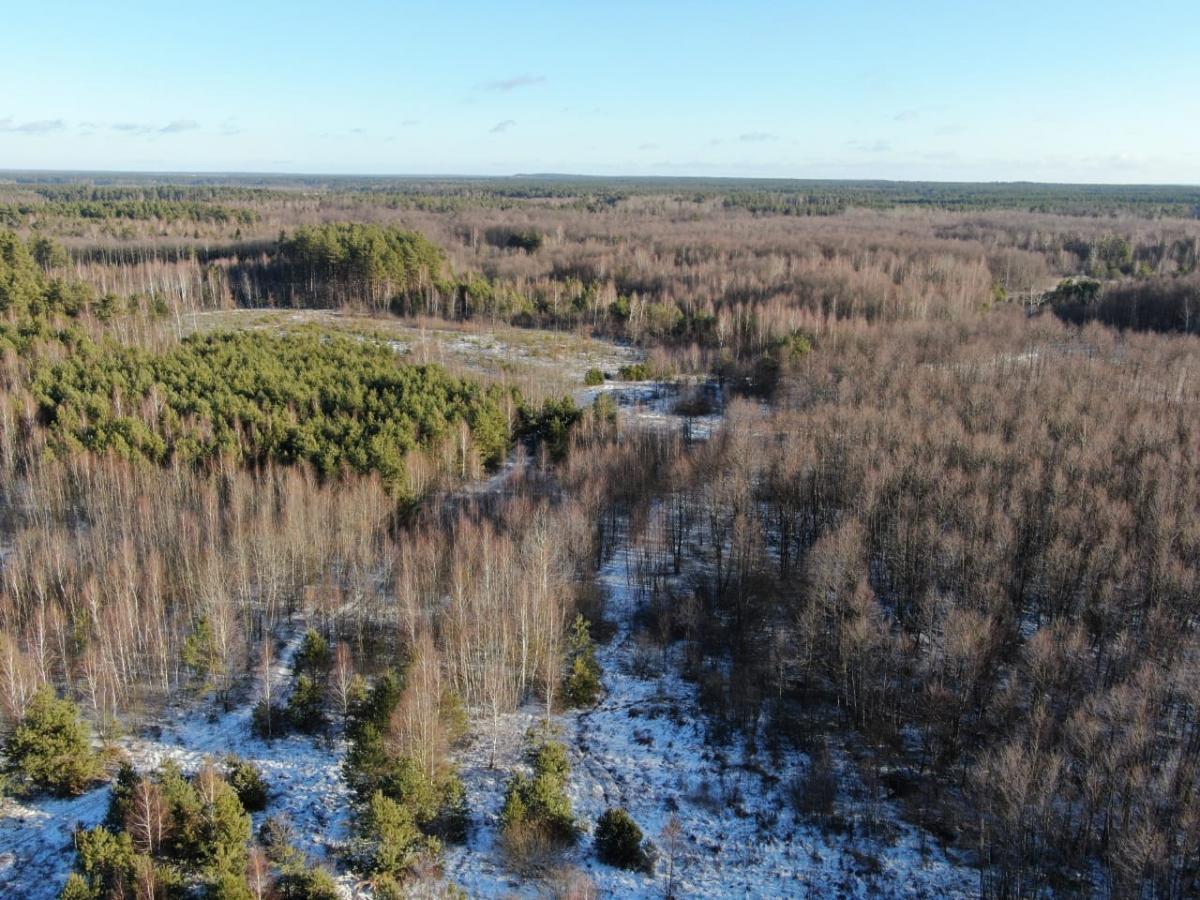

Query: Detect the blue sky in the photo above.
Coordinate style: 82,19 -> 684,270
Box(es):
4,0 -> 1199,182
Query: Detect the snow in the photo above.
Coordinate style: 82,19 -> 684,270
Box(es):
2,374 -> 977,899
579,378 -> 725,440
0,619 -> 360,899
0,783 -> 112,896
440,527 -> 978,898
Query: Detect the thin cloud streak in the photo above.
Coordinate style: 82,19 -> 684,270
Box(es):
479,74 -> 546,92
159,119 -> 199,134
0,117 -> 66,134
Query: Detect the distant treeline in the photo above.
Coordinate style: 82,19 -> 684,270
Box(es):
4,173 -> 1199,218
722,181 -> 1200,218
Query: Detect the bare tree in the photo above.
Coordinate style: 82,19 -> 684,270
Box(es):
127,777 -> 167,855
660,815 -> 684,900
330,641 -> 356,724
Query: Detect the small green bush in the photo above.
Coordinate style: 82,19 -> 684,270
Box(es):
519,396 -> 582,461
501,740 -> 577,846
71,825 -> 137,897
251,698 -> 286,739
594,807 -> 655,872
591,392 -> 618,425
224,755 -> 269,812
274,864 -> 340,900
182,617 -> 223,682
370,872 -> 407,900
287,675 -> 327,733
196,769 -> 253,878
60,873 -> 95,900
105,761 -> 139,828
259,814 -> 304,868
291,629 -> 331,679
563,615 -> 602,707
618,362 -> 653,381
584,367 -> 605,386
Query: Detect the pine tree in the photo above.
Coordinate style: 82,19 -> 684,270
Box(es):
563,615 -> 602,707
3,686 -> 102,796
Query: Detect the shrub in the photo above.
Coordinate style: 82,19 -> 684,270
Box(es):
342,673 -> 415,803
194,766 -> 253,878
2,686 -> 102,796
519,396 -> 582,461
501,740 -> 577,849
287,675 -> 327,733
591,392 -> 618,425
223,755 -> 269,812
349,790 -> 441,880
291,629 -> 331,679
485,226 -> 544,253
182,617 -> 223,682
251,699 -> 286,739
210,867 -> 255,899
60,873 -> 95,900
583,367 -> 605,386
618,362 -> 653,381
275,864 -> 340,900
371,872 -> 407,900
259,814 -> 304,868
106,761 -> 139,828
500,816 -> 559,875
792,743 -> 838,823
672,390 -> 714,417
772,328 -> 814,361
71,825 -> 137,897
594,807 -> 655,873
563,615 -> 602,707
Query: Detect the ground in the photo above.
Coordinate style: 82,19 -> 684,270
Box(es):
439,531 -> 978,899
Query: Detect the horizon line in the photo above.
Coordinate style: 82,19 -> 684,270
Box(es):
2,167 -> 1199,190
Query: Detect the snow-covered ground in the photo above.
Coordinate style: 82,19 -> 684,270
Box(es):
1,389 -> 977,899
441,532 -> 978,899
579,378 -> 725,440
0,620 -> 360,899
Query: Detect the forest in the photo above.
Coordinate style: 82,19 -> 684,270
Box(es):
1,175 -> 1200,898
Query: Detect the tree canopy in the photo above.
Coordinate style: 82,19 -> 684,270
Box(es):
32,329 -> 516,487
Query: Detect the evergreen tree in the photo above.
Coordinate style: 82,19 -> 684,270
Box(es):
595,807 -> 655,872
3,686 -> 102,796
350,790 -> 441,880
563,614 -> 602,707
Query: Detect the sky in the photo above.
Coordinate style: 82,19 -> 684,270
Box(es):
3,0 -> 1199,183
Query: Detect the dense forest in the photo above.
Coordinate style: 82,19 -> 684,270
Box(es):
2,176 -> 1200,898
